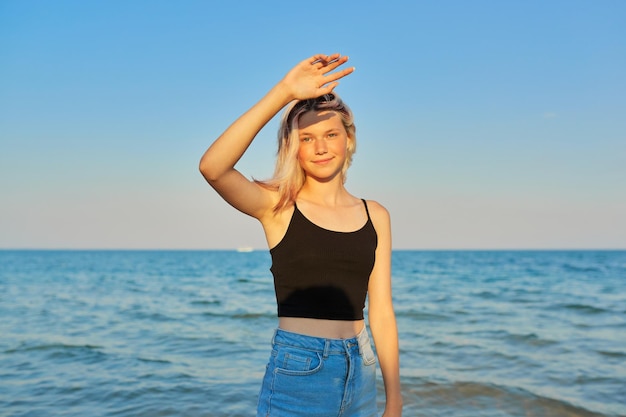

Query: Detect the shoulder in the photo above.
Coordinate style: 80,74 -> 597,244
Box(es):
364,200 -> 392,259
365,199 -> 390,220
364,199 -> 391,230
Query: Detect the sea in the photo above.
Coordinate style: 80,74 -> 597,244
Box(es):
0,250 -> 624,417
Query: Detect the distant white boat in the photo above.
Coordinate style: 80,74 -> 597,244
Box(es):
236,247 -> 254,253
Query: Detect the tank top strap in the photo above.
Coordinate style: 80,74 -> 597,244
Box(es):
361,199 -> 371,220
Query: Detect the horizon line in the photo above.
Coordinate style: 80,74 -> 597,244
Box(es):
1,247 -> 624,252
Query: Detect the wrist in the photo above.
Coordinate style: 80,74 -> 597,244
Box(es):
384,403 -> 403,416
273,79 -> 297,103
385,395 -> 403,411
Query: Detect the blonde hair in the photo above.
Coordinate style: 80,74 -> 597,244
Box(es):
256,93 -> 356,213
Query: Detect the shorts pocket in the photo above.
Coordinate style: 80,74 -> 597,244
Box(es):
360,339 -> 377,366
272,345 -> 323,376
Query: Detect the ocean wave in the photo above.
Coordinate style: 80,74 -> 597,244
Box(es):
562,263 -> 603,273
503,331 -> 558,347
189,299 -> 221,306
125,310 -> 182,322
595,349 -> 626,359
137,357 -> 173,365
559,303 -> 609,314
401,377 -> 613,417
396,309 -> 451,321
474,290 -> 499,299
4,342 -> 103,355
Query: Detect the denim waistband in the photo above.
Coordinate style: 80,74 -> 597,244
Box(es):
272,327 -> 370,357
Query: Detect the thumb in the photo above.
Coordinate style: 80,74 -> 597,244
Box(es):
319,81 -> 339,95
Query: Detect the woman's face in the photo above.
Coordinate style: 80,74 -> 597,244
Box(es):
296,110 -> 350,182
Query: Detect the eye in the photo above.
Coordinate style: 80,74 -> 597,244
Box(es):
327,132 -> 338,138
300,137 -> 313,143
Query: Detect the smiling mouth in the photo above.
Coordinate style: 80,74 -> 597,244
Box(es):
312,157 -> 334,164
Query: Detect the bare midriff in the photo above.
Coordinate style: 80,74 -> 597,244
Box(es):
278,317 -> 365,339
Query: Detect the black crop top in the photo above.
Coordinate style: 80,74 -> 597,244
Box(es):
269,199 -> 378,320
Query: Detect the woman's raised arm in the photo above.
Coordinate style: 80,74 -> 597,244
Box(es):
199,54 -> 354,220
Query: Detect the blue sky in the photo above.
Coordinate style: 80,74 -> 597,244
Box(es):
1,0 -> 625,249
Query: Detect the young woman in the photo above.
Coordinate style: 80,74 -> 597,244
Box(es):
199,53 -> 402,417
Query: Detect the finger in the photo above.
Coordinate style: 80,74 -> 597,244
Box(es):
322,66 -> 355,84
324,53 -> 342,64
320,55 -> 349,73
319,81 -> 339,95
310,54 -> 331,66
311,53 -> 344,68
309,53 -> 327,63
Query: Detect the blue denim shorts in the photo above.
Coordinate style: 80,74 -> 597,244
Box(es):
256,327 -> 377,417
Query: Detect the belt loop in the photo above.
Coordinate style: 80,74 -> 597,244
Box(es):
271,328 -> 278,345
323,339 -> 330,359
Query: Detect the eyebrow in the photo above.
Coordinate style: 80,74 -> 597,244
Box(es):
298,128 -> 341,136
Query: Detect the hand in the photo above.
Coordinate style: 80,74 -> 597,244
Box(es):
382,408 -> 402,417
382,401 -> 403,417
280,53 -> 354,101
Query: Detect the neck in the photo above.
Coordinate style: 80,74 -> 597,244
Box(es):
298,177 -> 350,207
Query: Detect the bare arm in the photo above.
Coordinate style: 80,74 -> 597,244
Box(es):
367,202 -> 402,416
199,54 -> 354,220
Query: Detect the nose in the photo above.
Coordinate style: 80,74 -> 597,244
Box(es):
314,138 -> 328,154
